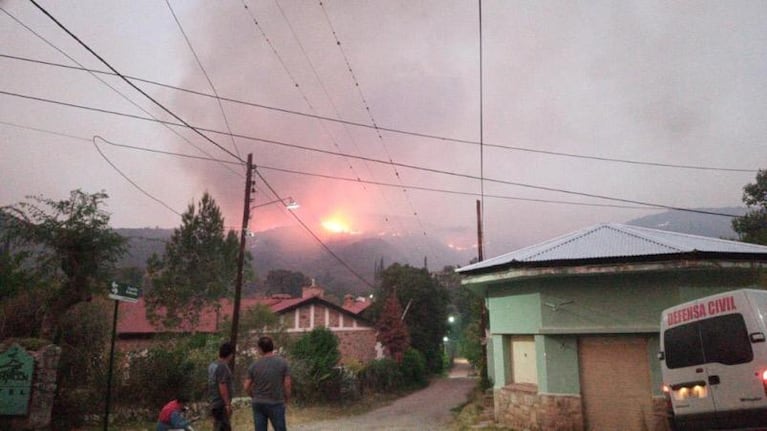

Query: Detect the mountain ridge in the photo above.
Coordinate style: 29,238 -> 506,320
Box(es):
115,207 -> 747,295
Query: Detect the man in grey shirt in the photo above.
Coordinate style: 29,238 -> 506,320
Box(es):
208,341 -> 234,431
244,336 -> 291,431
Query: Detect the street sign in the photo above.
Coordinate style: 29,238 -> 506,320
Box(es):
108,281 -> 139,303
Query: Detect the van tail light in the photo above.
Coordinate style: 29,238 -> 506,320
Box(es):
662,384 -> 673,411
761,370 -> 767,396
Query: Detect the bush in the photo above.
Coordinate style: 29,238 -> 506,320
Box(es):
289,327 -> 342,403
400,348 -> 428,389
289,361 -> 360,405
118,335 -> 222,409
359,358 -> 404,393
120,345 -> 196,407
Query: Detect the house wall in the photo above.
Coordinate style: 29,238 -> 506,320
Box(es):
480,265 -> 765,430
336,329 -> 378,364
486,266 -> 765,393
283,303 -> 377,365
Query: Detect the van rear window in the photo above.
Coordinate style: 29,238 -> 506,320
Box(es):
664,313 -> 753,369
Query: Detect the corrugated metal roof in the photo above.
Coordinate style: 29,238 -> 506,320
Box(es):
457,223 -> 767,273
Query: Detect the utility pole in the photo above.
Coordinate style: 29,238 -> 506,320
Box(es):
476,199 -> 490,388
476,200 -> 484,261
230,153 -> 254,374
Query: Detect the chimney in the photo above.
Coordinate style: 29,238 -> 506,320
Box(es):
302,278 -> 324,298
343,294 -> 355,308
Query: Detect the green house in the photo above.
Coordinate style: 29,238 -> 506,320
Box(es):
457,223 -> 767,431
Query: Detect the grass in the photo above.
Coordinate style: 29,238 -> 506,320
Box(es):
83,393 -> 401,431
448,387 -> 514,431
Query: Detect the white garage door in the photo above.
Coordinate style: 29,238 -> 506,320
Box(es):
578,336 -> 654,431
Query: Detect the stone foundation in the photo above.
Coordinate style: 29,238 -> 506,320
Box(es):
651,396 -> 673,431
495,383 -> 583,431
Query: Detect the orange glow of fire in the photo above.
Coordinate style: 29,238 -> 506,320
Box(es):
321,218 -> 351,234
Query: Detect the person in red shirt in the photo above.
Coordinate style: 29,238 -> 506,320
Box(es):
156,397 -> 194,431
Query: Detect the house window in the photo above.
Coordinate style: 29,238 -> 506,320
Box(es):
510,335 -> 538,385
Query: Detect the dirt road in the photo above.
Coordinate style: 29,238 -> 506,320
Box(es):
291,359 -> 477,431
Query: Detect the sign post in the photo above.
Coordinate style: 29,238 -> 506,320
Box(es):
104,282 -> 138,431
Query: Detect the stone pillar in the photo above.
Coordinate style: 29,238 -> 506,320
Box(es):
0,343 -> 61,431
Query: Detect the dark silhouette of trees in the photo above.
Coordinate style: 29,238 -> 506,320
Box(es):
733,169 -> 767,245
1,189 -> 126,340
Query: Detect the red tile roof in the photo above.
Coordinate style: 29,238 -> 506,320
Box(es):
118,295 -> 371,335
344,298 -> 373,315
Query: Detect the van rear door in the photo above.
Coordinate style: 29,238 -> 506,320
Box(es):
703,292 -> 767,427
662,315 -> 718,423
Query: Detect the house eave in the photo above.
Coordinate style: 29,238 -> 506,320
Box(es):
462,255 -> 767,291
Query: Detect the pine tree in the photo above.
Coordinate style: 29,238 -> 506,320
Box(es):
145,192 -> 246,329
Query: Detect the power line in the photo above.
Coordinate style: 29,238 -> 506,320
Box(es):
2,52 -> 759,174
165,0 -> 242,159
93,136 -> 182,216
86,127 -> 734,218
318,0 -> 436,255
0,119 -> 658,212
0,90 -> 741,218
255,165 -> 656,210
268,0 -> 411,237
0,9 -> 244,179
27,0 -> 244,164
0,119 -> 240,164
478,0 -> 485,245
240,0 -> 370,194
252,168 -> 375,288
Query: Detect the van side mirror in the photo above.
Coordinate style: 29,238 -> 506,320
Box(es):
657,351 -> 665,360
750,332 -> 766,343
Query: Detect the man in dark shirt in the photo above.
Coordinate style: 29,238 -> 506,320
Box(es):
244,336 -> 291,431
208,341 -> 234,431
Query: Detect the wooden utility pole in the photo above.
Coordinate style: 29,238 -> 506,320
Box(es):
476,199 -> 490,387
476,200 -> 484,261
230,153 -> 254,374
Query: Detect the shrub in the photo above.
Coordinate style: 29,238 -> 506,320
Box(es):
359,358 -> 404,393
120,345 -> 196,407
118,335 -> 222,409
400,348 -> 428,389
289,327 -> 341,403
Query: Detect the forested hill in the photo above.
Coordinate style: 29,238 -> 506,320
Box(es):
115,227 -> 473,296
115,208 -> 746,295
625,207 -> 745,239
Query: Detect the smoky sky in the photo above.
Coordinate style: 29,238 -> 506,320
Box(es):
1,0 -> 765,259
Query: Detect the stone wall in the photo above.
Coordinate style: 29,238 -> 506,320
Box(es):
335,329 -> 378,364
0,343 -> 61,431
494,383 -> 583,431
651,396 -> 673,431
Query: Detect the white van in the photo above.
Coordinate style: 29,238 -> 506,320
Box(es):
659,289 -> 767,430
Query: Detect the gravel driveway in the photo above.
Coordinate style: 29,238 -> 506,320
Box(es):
291,359 -> 476,431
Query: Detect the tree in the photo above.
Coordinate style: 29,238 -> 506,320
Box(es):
145,192 -> 246,329
372,263 -> 450,374
375,292 -> 410,363
733,169 -> 767,245
265,269 -> 310,297
1,190 -> 127,339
